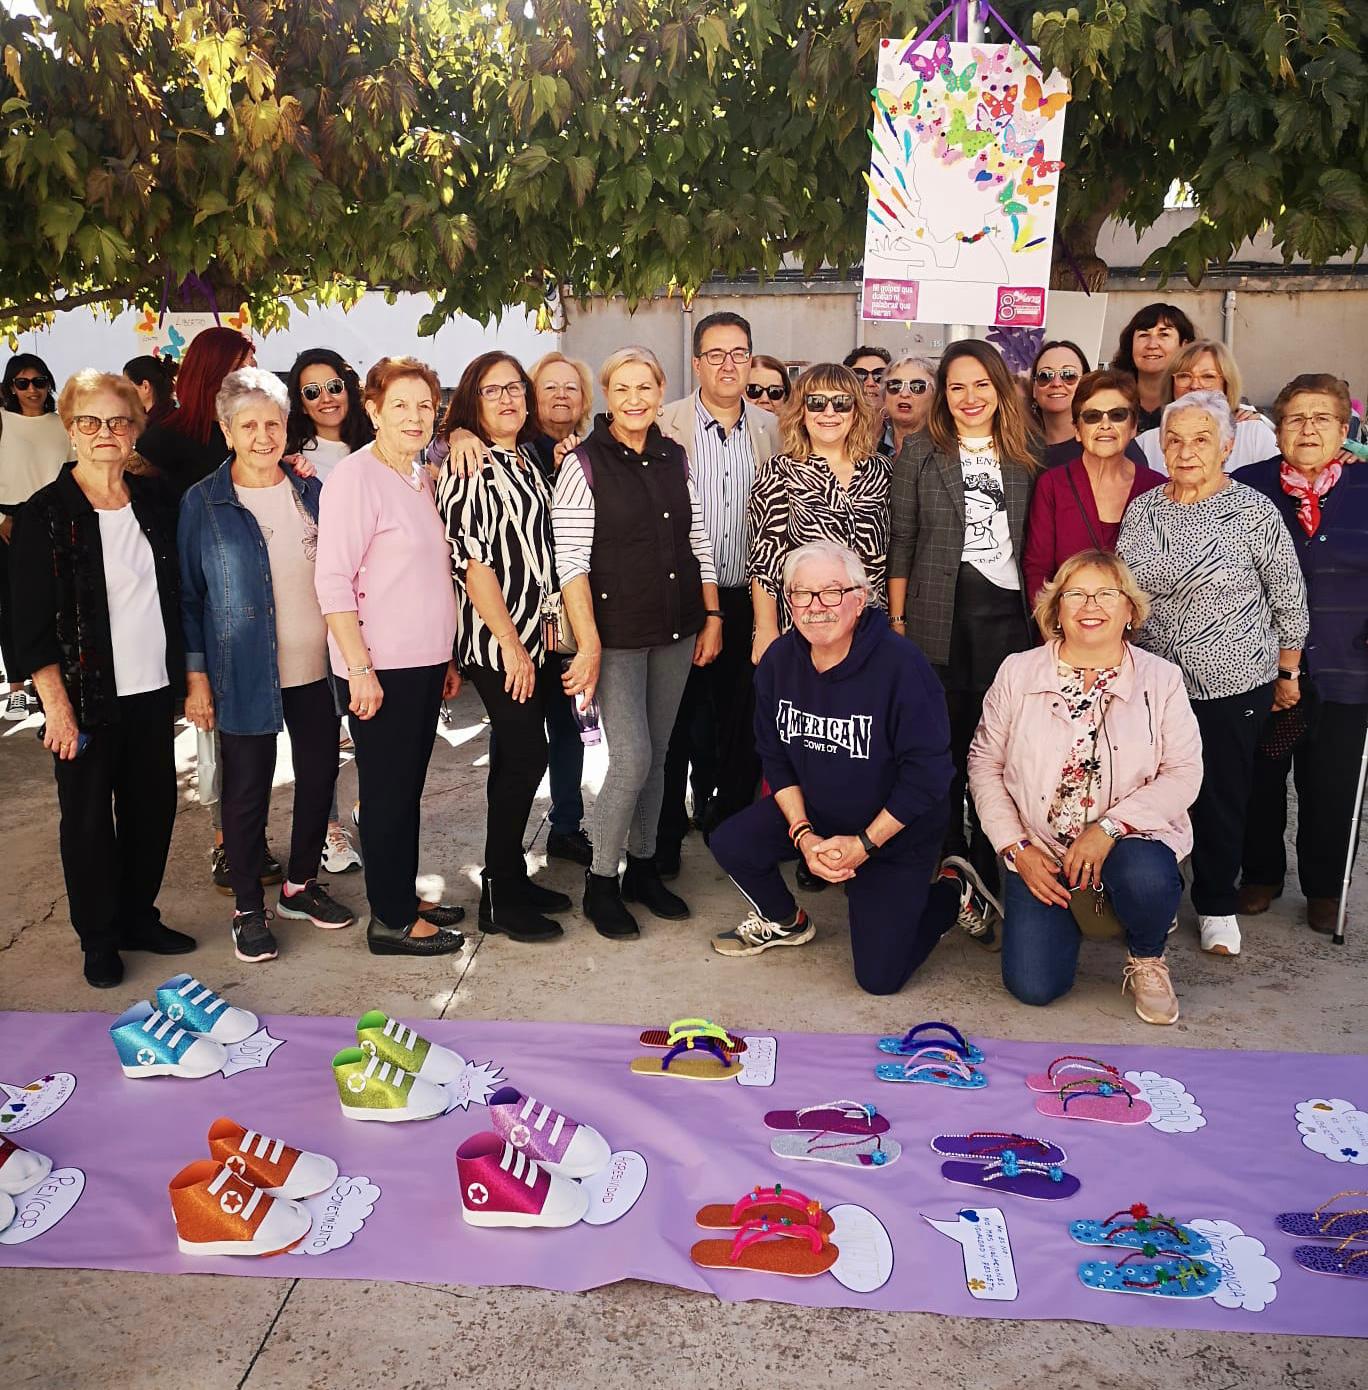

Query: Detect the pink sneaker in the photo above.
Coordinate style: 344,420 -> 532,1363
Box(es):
455,1131 -> 589,1229
486,1086 -> 610,1179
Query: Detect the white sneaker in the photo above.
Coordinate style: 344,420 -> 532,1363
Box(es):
321,823 -> 361,873
1199,914 -> 1242,957
2,690 -> 28,721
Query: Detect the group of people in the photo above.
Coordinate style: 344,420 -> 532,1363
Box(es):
1,304 -> 1362,1031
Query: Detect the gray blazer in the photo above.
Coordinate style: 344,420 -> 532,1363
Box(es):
887,431 -> 1036,667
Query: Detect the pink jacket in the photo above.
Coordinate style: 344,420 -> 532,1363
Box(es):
967,641 -> 1202,861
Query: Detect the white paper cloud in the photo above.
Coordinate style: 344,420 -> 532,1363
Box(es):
443,1058 -> 506,1112
290,1175 -> 380,1256
219,1028 -> 285,1079
1124,1070 -> 1206,1134
1295,1098 -> 1368,1164
1188,1218 -> 1280,1312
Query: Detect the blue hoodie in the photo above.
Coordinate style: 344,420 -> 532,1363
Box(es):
754,609 -> 953,856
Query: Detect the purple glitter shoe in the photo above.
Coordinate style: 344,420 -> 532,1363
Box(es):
486,1086 -> 611,1180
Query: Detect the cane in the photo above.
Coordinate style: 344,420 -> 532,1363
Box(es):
1335,723 -> 1368,945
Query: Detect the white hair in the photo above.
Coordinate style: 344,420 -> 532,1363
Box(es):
887,354 -> 935,378
781,539 -> 871,594
216,366 -> 288,426
1162,389 -> 1234,448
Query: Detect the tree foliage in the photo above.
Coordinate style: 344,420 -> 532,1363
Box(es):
0,1 -> 1363,335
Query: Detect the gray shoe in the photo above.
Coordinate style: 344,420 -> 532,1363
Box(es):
941,856 -> 1003,952
712,909 -> 815,957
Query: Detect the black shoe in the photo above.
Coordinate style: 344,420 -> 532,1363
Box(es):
794,861 -> 828,893
417,902 -> 467,930
654,843 -> 682,881
546,827 -> 593,866
276,880 -> 355,929
232,910 -> 279,963
259,847 -> 284,886
518,876 -> 572,913
622,853 -> 690,920
120,920 -> 197,954
479,876 -> 564,943
367,914 -> 465,955
583,870 -> 640,939
83,947 -> 124,989
212,844 -> 285,893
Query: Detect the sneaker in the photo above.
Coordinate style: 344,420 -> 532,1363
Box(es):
321,824 -> 362,874
0,1133 -> 52,1195
259,848 -> 284,886
546,827 -> 593,867
2,689 -> 28,721
212,845 -> 285,895
713,907 -> 815,957
1198,914 -> 1241,957
206,1117 -> 338,1199
486,1086 -> 611,1179
455,1131 -> 589,1229
169,1159 -> 311,1257
276,880 -> 355,930
1121,954 -> 1180,1025
109,1001 -> 227,1079
232,910 -> 279,964
355,1010 -> 465,1085
155,973 -> 259,1044
332,1046 -> 447,1122
941,855 -> 1003,951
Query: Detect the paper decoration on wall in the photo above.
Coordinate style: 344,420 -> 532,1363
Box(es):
1295,1098 -> 1368,1163
862,38 -> 1070,327
133,310 -> 221,363
922,1206 -> 1018,1300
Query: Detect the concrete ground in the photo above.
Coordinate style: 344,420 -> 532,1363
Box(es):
1,688 -> 1364,1390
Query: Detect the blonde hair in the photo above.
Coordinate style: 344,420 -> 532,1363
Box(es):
57,369 -> 146,433
599,346 -> 665,394
1033,549 -> 1149,639
1162,338 -> 1243,412
531,351 -> 593,432
777,363 -> 880,462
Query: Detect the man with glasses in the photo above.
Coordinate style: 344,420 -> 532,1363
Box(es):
657,311 -> 780,874
843,345 -> 891,406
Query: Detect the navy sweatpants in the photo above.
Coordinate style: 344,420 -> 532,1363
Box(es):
710,796 -> 958,996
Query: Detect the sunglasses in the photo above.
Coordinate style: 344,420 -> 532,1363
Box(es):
849,367 -> 884,382
745,383 -> 788,402
1078,407 -> 1134,425
12,375 -> 49,391
884,378 -> 929,396
804,393 -> 856,414
72,414 -> 135,436
1034,367 -> 1081,385
301,378 -> 346,402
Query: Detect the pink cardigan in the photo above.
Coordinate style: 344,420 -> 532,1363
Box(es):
315,446 -> 457,677
967,640 -> 1202,862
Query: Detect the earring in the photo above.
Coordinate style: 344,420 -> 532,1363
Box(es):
1053,624 -> 1062,635
1124,621 -> 1132,630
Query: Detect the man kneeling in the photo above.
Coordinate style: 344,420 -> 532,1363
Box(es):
709,540 -> 991,994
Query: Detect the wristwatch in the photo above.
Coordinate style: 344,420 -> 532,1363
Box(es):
1098,816 -> 1126,841
1277,667 -> 1301,680
858,830 -> 879,857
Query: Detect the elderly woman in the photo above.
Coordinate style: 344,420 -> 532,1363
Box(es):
749,363 -> 891,664
1029,340 -> 1091,468
887,340 -> 1040,911
969,551 -> 1203,1023
180,369 -> 353,965
1118,391 -> 1308,957
1110,302 -> 1197,432
745,353 -> 791,416
880,355 -> 935,458
10,370 -> 190,988
315,356 -> 465,956
710,540 -> 971,991
436,352 -> 571,943
552,346 -> 721,938
1235,374 -> 1368,934
1024,370 -> 1166,602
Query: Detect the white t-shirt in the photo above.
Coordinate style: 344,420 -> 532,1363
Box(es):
300,436 -> 350,482
958,436 -> 1019,590
97,504 -> 168,697
0,410 -> 72,506
1138,415 -> 1278,476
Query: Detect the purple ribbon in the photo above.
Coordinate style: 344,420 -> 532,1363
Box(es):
979,0 -> 1045,70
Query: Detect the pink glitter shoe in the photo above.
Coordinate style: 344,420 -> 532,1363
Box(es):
456,1131 -> 589,1229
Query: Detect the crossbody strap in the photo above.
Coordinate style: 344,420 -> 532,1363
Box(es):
1063,462 -> 1105,552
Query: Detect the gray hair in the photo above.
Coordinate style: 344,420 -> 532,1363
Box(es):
781,539 -> 872,594
888,354 -> 935,379
216,366 -> 289,427
1162,389 -> 1234,448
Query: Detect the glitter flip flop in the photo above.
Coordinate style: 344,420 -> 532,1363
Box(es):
1070,1203 -> 1211,1255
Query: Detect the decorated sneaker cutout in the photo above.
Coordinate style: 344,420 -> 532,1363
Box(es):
638,1018 -> 746,1054
765,1100 -> 889,1137
930,1131 -> 1066,1165
694,1183 -> 835,1235
169,1158 -> 311,1257
770,1131 -> 901,1169
0,1167 -> 85,1246
629,1034 -> 742,1082
1035,1080 -> 1152,1126
154,974 -> 258,1045
1070,1203 -> 1211,1255
1292,1238 -> 1368,1281
332,1047 -> 447,1123
1025,1055 -> 1139,1096
690,1213 -> 839,1277
1295,1098 -> 1368,1164
922,1206 -> 1019,1301
875,1047 -> 986,1089
207,1118 -> 338,1200
1276,1191 -> 1368,1242
1078,1250 -> 1222,1299
0,1073 -> 77,1133
355,1011 -> 466,1086
486,1086 -> 610,1180
828,1203 -> 895,1293
876,1021 -> 984,1063
0,1133 -> 53,1196
456,1131 -> 588,1229
941,1150 -> 1080,1201
110,1002 -> 227,1079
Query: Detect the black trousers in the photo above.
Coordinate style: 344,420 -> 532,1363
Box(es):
1190,682 -> 1274,916
1243,699 -> 1368,900
219,679 -> 339,913
940,686 -> 999,896
52,685 -> 176,952
467,661 -> 551,879
348,662 -> 446,928
0,521 -> 20,681
658,586 -> 761,849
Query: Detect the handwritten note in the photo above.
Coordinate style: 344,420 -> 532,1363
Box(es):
922,1207 -> 1018,1300
736,1035 -> 777,1088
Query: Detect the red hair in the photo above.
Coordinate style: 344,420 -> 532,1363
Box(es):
167,328 -> 253,443
363,355 -> 441,409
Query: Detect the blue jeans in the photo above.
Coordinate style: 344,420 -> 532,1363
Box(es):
1001,837 -> 1183,1007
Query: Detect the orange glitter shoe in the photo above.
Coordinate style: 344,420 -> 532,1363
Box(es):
169,1159 -> 311,1257
206,1118 -> 338,1200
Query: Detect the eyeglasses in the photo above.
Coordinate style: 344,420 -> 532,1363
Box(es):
804,393 -> 856,414
885,378 -> 929,396
300,378 -> 345,401
786,584 -> 862,608
1034,367 -> 1081,385
745,383 -> 788,402
849,366 -> 884,382
12,375 -> 49,390
72,414 -> 135,436
1059,587 -> 1125,608
698,348 -> 752,367
1173,371 -> 1224,388
1282,412 -> 1341,432
1078,407 -> 1134,425
477,381 -> 528,401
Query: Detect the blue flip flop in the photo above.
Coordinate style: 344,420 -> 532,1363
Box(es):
1078,1255 -> 1221,1298
875,1047 -> 987,1089
875,1021 -> 984,1063
1070,1206 -> 1211,1256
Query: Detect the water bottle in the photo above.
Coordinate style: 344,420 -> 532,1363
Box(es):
561,657 -> 602,746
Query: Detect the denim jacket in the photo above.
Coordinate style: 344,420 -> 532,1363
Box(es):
178,461 -> 322,735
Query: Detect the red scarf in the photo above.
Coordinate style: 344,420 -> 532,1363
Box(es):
1279,457 -> 1342,537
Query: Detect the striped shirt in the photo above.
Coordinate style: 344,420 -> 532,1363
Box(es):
689,391 -> 758,589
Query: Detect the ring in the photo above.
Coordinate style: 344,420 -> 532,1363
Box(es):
1082,861 -> 1093,871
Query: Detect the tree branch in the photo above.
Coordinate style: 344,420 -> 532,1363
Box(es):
0,283 -> 154,321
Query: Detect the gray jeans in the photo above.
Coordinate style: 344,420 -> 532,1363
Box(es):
592,637 -> 696,876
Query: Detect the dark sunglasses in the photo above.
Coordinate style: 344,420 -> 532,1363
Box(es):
884,378 -> 929,396
1078,406 -> 1134,425
745,383 -> 788,402
12,375 -> 49,390
849,367 -> 884,382
804,393 -> 856,414
1034,367 -> 1082,385
301,377 -> 346,401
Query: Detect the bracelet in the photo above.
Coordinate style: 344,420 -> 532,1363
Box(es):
794,827 -> 815,849
348,664 -> 374,676
704,609 -> 725,619
788,819 -> 813,846
1002,837 -> 1031,865
889,617 -> 906,627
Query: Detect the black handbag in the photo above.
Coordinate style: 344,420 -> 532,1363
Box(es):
1258,675 -> 1321,760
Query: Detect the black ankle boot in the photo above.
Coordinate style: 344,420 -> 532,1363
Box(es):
479,875 -> 564,943
518,876 -> 572,914
622,853 -> 690,920
582,871 -> 640,939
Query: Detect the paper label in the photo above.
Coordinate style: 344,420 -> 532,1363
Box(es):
735,1036 -> 777,1088
1124,1070 -> 1206,1134
828,1203 -> 894,1293
862,278 -> 920,322
1295,1097 -> 1368,1163
579,1151 -> 648,1227
443,1059 -> 506,1113
289,1176 -> 380,1256
0,1073 -> 77,1132
219,1028 -> 285,1079
995,286 -> 1045,327
1188,1218 -> 1280,1312
922,1206 -> 1018,1300
0,1167 -> 85,1244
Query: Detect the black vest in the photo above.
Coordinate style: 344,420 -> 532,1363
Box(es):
580,416 -> 705,649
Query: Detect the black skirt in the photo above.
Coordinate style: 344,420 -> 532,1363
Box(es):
939,561 -> 1032,693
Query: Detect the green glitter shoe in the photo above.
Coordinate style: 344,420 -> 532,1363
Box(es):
354,1011 -> 465,1085
332,1046 -> 447,1123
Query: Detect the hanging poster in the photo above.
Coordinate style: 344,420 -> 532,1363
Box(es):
861,36 -> 1071,328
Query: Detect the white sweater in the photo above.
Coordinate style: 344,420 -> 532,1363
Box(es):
0,410 -> 72,507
